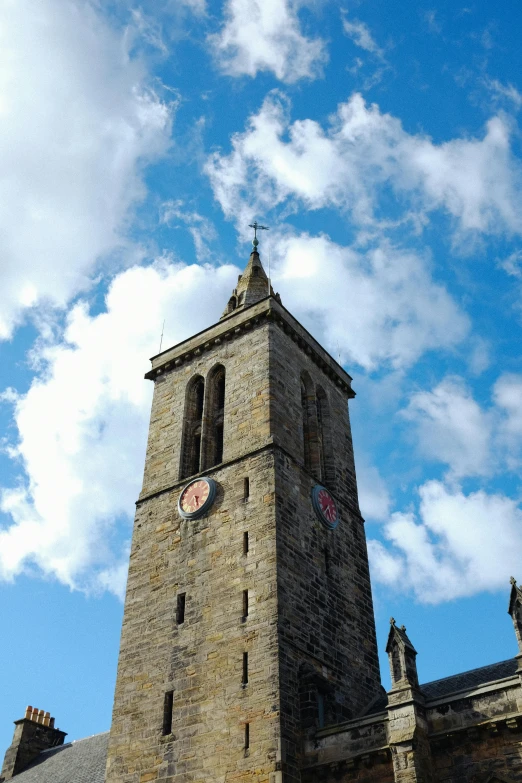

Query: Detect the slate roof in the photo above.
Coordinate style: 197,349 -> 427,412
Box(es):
421,657 -> 518,701
365,658 -> 519,715
13,731 -> 108,783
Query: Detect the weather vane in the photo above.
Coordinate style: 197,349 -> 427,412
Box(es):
248,220 -> 269,250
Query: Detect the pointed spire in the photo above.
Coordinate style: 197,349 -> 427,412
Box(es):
221,225 -> 281,319
386,618 -> 419,689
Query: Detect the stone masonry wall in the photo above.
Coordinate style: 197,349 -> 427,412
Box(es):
297,679 -> 522,783
267,323 -> 382,779
432,725 -> 522,783
268,321 -> 360,515
107,319 -> 284,783
429,680 -> 522,782
106,449 -> 282,783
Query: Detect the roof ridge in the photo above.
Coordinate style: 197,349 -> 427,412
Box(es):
70,730 -> 110,743
37,730 -> 109,756
421,657 -> 516,688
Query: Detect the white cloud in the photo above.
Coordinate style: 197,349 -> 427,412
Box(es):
271,232 -> 469,371
209,0 -> 327,83
424,10 -> 442,35
369,481 -> 522,603
161,200 -> 217,261
494,374 -> 522,466
495,374 -> 522,435
368,375 -> 522,603
403,373 -> 522,478
206,92 -> 522,238
342,15 -> 383,57
356,459 -> 390,522
0,0 -> 173,339
129,8 -> 169,54
483,78 -> 522,110
0,259 -> 238,597
403,377 -> 492,478
499,250 -> 522,278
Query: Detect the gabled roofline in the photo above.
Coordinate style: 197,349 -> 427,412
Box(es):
145,295 -> 354,396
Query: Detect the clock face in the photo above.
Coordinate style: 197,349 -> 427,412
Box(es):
312,485 -> 339,530
178,477 -> 216,520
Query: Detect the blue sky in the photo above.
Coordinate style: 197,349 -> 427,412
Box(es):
1,0 -> 522,752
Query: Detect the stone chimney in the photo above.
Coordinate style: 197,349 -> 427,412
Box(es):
0,706 -> 66,780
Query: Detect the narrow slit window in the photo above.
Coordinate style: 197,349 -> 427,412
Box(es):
162,691 -> 173,736
243,477 -> 250,500
243,531 -> 249,555
317,692 -> 325,729
242,589 -> 249,619
176,593 -> 186,625
242,652 -> 248,686
244,723 -> 250,751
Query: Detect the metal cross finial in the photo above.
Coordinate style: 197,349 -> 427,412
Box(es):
248,221 -> 269,250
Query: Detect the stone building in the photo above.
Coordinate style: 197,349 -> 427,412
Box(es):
2,242 -> 522,783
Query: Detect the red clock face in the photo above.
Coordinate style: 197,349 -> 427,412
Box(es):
312,484 -> 339,529
179,479 -> 210,514
317,489 -> 337,524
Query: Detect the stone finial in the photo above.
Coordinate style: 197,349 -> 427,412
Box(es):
508,576 -> 522,654
248,220 -> 269,251
390,617 -> 396,626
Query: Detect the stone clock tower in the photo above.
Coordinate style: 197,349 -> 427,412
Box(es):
105,242 -> 382,783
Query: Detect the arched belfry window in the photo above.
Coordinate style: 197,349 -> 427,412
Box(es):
300,372 -> 320,478
202,365 -> 226,470
180,375 -> 205,479
316,386 -> 335,487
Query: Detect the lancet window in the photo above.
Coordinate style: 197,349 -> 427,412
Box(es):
180,375 -> 205,479
316,386 -> 335,487
301,373 -> 335,484
301,371 -> 319,475
202,365 -> 226,469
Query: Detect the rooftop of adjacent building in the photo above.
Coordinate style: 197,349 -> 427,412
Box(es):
3,658 -> 520,780
3,731 -> 108,783
364,657 -> 519,716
